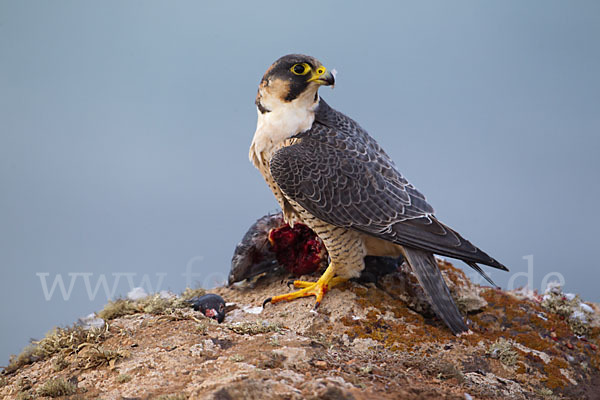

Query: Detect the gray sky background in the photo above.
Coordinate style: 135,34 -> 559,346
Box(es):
1,1 -> 599,366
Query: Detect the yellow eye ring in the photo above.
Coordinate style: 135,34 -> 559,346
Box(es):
291,63 -> 311,75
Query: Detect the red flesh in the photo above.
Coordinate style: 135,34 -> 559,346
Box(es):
268,223 -> 326,276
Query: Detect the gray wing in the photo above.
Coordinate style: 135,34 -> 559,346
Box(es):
270,100 -> 507,272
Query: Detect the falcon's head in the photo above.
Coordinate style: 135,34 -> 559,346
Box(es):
256,54 -> 335,114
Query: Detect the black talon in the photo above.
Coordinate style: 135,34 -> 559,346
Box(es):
262,297 -> 272,308
313,301 -> 321,310
286,280 -> 296,288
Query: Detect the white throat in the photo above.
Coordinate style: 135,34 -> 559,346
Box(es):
250,88 -> 319,166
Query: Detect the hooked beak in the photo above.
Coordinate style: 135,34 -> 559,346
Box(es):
307,66 -> 335,86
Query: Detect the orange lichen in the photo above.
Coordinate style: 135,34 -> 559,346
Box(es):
514,332 -> 553,352
542,361 -> 569,389
342,284 -> 461,353
342,263 -> 599,398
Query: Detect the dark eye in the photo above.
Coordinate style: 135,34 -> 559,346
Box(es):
293,64 -> 305,74
291,63 -> 310,75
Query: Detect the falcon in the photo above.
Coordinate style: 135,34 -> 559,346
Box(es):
249,54 -> 508,334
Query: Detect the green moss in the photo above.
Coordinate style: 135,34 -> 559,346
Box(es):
2,287 -> 212,374
38,325 -> 104,357
542,291 -> 579,318
487,338 -> 518,366
15,377 -> 32,391
535,387 -> 558,399
137,294 -> 177,315
258,352 -> 286,369
116,374 -> 132,383
568,314 -> 591,336
78,344 -> 129,370
226,321 -> 283,335
97,299 -> 139,320
15,392 -> 33,400
5,324 -> 106,374
37,378 -> 77,397
98,288 -> 206,321
359,365 -> 373,375
155,394 -> 188,400
229,354 -> 245,362
52,354 -> 69,372
540,287 -> 593,336
432,360 -> 464,382
179,287 -> 206,301
5,344 -> 39,374
195,322 -> 209,335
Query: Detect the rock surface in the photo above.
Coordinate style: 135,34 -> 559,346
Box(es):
2,261 -> 599,399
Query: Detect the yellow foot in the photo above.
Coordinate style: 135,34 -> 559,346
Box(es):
263,265 -> 345,309
288,277 -> 347,289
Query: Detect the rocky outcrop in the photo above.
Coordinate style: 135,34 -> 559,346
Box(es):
1,261 -> 599,399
